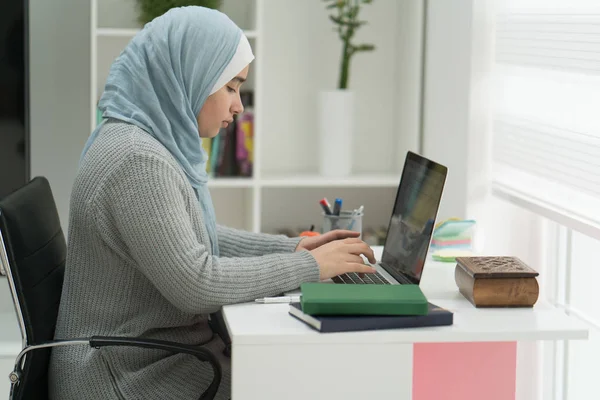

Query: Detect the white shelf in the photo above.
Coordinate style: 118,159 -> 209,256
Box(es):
96,27 -> 258,39
260,175 -> 400,188
96,28 -> 140,37
208,178 -> 255,188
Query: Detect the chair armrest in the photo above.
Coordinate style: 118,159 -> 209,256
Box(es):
9,336 -> 221,400
90,336 -> 221,400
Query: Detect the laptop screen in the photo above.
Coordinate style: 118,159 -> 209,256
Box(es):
380,152 -> 447,284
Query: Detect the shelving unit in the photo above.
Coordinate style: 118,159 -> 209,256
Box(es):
91,0 -> 423,236
96,27 -> 259,39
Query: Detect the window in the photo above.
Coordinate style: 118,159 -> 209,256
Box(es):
491,0 -> 600,239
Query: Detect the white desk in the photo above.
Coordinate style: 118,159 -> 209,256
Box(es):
223,246 -> 589,400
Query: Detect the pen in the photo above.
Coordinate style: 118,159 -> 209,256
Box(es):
347,205 -> 364,230
255,296 -> 301,304
319,198 -> 333,215
333,198 -> 342,216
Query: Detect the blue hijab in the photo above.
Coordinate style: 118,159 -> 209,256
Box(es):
81,6 -> 248,256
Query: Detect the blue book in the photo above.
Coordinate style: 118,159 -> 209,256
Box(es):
288,302 -> 453,333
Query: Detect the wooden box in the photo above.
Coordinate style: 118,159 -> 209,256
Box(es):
454,256 -> 539,307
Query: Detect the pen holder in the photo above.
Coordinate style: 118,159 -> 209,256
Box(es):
322,210 -> 363,238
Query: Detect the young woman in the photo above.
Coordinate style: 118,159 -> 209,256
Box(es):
48,6 -> 376,399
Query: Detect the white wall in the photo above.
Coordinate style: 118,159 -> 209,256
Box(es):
422,0 -> 471,221
29,0 -> 90,231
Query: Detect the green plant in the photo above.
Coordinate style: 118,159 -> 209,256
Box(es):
136,0 -> 223,25
323,0 -> 375,89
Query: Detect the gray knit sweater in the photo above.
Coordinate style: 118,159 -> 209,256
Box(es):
48,121 -> 320,399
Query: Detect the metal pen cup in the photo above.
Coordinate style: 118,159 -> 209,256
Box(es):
322,210 -> 364,238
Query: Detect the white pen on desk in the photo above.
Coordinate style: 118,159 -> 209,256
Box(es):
255,296 -> 301,304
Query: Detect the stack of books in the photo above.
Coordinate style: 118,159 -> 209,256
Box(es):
431,219 -> 476,250
288,283 -> 453,333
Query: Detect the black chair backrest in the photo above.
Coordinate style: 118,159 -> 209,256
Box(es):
0,176 -> 66,400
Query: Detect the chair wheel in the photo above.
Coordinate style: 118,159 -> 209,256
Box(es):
9,371 -> 20,384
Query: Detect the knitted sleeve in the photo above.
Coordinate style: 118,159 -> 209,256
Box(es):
216,224 -> 304,257
94,149 -> 319,314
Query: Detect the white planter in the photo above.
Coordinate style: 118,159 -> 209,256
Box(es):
318,90 -> 354,177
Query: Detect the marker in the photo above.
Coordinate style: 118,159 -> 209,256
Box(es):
347,205 -> 364,230
255,296 -> 301,304
319,198 -> 332,215
333,198 -> 342,216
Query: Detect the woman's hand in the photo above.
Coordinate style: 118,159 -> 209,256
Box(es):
309,238 -> 377,281
296,229 -> 360,252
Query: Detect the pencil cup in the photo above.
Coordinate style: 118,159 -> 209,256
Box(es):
322,210 -> 363,238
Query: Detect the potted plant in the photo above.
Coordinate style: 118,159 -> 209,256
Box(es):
319,0 -> 375,177
136,0 -> 222,25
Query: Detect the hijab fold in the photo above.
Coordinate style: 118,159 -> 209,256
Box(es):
81,6 -> 254,256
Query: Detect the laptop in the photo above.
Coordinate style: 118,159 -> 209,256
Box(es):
333,151 -> 447,286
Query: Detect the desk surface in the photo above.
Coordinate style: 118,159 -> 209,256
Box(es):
223,246 -> 589,345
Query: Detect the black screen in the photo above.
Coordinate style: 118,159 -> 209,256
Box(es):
0,0 -> 28,198
381,151 -> 447,284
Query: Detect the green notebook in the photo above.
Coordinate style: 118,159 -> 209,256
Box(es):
300,283 -> 429,316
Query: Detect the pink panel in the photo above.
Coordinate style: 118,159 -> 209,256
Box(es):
412,342 -> 517,400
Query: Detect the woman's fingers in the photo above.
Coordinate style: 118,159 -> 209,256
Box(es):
328,230 -> 360,240
344,254 -> 365,265
345,242 -> 376,264
347,263 -> 377,274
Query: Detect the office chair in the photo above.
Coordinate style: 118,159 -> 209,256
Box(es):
0,176 -> 221,400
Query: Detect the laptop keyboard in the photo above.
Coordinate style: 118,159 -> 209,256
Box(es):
332,271 -> 391,285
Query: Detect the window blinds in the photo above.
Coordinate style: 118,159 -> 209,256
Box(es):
492,0 -> 600,234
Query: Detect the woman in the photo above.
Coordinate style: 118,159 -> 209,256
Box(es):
48,6 -> 376,399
